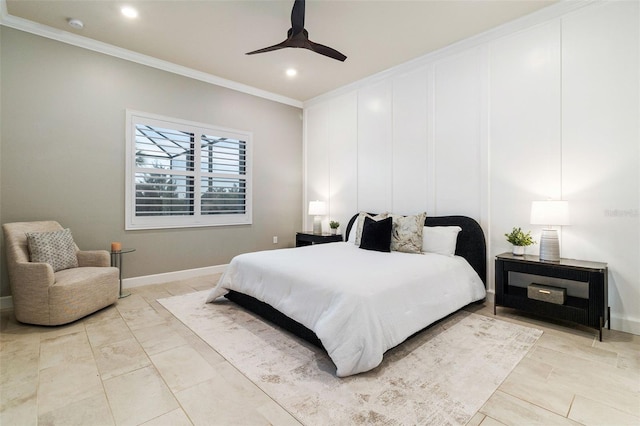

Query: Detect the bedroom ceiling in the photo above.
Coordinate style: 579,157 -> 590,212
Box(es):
4,0 -> 557,103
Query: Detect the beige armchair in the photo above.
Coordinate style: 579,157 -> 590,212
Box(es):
2,221 -> 119,326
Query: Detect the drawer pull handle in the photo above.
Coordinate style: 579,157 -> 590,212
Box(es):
539,290 -> 551,294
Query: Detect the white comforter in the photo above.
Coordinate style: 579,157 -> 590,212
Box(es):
206,242 -> 486,377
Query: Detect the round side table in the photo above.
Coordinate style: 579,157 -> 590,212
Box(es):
110,248 -> 135,298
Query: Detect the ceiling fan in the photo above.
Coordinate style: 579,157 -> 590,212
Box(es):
246,0 -> 347,62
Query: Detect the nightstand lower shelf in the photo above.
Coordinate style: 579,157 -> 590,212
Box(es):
498,286 -> 590,324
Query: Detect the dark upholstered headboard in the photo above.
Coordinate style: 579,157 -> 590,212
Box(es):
344,213 -> 487,285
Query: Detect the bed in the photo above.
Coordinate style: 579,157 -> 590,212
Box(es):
206,213 -> 487,377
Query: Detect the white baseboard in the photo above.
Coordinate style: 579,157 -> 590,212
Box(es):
122,264 -> 228,289
0,264 -> 228,311
485,289 -> 495,302
611,313 -> 640,336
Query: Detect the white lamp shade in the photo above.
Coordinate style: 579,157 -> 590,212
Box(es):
308,200 -> 327,216
530,200 -> 570,226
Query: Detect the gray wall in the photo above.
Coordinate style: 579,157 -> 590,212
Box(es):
0,27 -> 303,297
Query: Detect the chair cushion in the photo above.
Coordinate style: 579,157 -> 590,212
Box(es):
26,228 -> 78,272
50,267 -> 119,325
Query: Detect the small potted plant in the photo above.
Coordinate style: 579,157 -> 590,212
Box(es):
505,227 -> 535,256
329,220 -> 340,235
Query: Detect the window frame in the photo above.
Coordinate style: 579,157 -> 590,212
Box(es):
125,110 -> 252,230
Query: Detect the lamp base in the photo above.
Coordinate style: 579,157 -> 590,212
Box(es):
539,229 -> 560,262
312,216 -> 322,234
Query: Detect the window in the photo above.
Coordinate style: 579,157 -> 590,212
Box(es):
125,110 -> 252,230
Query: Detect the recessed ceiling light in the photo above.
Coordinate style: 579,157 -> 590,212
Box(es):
121,6 -> 138,19
286,68 -> 298,77
67,18 -> 84,30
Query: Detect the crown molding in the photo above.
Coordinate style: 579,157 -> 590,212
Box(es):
0,1 -> 303,109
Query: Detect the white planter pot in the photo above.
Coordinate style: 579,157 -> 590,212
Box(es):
512,245 -> 525,256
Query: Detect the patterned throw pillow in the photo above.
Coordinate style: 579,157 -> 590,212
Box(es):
354,212 -> 388,246
391,212 -> 427,254
26,228 -> 78,272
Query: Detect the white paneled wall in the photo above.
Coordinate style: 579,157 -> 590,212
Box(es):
392,67 -> 429,215
489,20 -> 562,258
357,80 -> 393,213
304,92 -> 358,234
328,91 -> 358,234
434,48 -> 486,219
561,1 -> 639,332
304,102 -> 330,232
304,1 -> 639,333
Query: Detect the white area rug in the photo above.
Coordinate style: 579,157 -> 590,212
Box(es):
159,291 -> 542,425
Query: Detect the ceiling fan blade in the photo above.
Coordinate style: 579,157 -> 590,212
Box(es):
290,0 -> 305,35
307,40 -> 347,62
245,40 -> 289,55
246,0 -> 347,62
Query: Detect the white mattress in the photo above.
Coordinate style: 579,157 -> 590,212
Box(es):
206,242 -> 486,377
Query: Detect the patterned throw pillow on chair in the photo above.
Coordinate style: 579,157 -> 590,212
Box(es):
26,228 -> 79,272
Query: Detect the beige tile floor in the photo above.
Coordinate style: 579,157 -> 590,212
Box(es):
1,274 -> 639,425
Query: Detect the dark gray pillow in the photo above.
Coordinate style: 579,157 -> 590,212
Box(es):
26,228 -> 78,272
359,216 -> 392,253
354,212 -> 388,246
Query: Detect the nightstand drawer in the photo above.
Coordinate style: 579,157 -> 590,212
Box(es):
527,283 -> 566,305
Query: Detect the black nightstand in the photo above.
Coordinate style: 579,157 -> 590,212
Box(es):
296,232 -> 343,247
495,252 -> 609,340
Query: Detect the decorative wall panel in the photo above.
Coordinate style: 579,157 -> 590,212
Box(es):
357,80 -> 393,213
561,1 -> 639,332
392,67 -> 429,215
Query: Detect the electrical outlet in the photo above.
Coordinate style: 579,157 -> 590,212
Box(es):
273,236 -> 278,244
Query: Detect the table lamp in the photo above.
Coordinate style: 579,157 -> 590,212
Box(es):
308,200 -> 327,234
530,200 -> 570,262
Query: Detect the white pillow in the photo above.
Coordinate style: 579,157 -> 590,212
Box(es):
422,226 -> 462,256
347,222 -> 357,243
